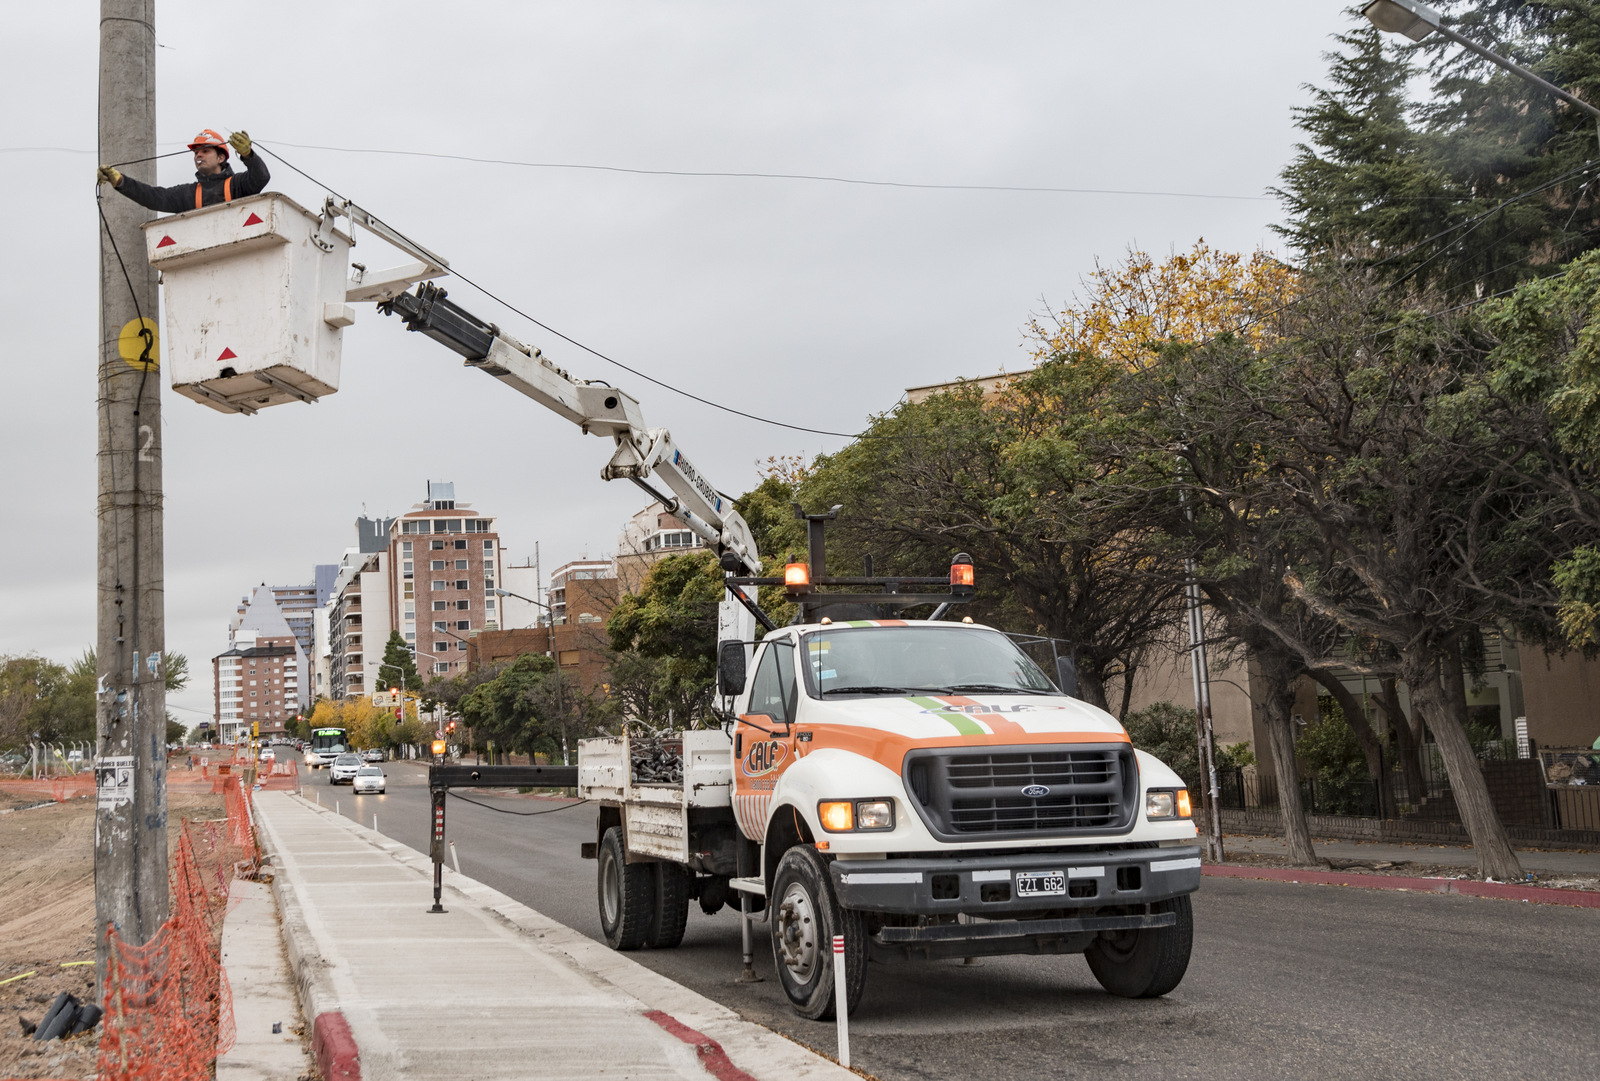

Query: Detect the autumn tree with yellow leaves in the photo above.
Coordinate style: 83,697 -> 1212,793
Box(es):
1027,241 -> 1296,370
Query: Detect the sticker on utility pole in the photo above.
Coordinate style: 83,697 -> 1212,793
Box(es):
116,317 -> 160,371
96,756 -> 135,809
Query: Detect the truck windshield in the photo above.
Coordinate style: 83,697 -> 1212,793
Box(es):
800,626 -> 1057,698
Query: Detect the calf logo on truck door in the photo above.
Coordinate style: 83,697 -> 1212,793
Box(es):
742,740 -> 789,777
733,721 -> 794,840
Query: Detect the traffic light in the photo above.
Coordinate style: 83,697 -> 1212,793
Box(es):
446,721 -> 456,733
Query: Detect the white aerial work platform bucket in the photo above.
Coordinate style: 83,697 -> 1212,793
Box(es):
142,193 -> 355,414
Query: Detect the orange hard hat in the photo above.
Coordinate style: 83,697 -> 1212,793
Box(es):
188,129 -> 230,159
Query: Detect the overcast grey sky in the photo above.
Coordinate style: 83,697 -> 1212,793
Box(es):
2,1 -> 1355,723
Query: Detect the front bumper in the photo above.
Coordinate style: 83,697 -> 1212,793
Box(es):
830,845 -> 1201,917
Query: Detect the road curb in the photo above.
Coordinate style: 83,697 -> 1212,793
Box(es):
254,795 -> 362,1081
270,790 -> 854,1081
312,1011 -> 362,1081
1205,863 -> 1600,908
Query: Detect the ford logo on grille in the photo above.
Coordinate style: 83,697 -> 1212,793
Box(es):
1021,784 -> 1050,798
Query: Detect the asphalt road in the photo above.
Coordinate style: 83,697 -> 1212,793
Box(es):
303,761 -> 1600,1081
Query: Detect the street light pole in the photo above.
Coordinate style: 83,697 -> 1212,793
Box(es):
1363,0 -> 1600,137
491,588 -> 570,762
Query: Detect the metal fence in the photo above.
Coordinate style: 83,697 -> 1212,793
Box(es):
1218,744 -> 1600,835
0,741 -> 94,778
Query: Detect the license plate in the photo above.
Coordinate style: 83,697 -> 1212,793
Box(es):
1015,870 -> 1066,897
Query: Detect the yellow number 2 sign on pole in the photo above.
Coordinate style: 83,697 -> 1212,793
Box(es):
117,317 -> 160,371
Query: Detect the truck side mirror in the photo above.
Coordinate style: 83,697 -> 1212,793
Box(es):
1055,655 -> 1079,699
718,642 -> 747,697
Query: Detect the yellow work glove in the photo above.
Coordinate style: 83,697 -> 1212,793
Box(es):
97,164 -> 122,187
228,130 -> 252,158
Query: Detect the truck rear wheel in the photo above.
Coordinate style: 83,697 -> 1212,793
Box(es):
769,846 -> 866,1020
647,862 -> 691,949
598,827 -> 654,950
1084,895 -> 1193,998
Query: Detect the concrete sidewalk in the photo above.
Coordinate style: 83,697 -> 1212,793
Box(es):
217,878 -> 314,1081
1222,833 -> 1600,875
252,790 -> 854,1081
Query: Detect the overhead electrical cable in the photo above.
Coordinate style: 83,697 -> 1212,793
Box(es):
254,143 -> 872,439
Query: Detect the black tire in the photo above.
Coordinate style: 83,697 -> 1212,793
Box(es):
597,827 -> 654,950
1085,895 -> 1193,998
646,862 -> 691,949
769,846 -> 867,1020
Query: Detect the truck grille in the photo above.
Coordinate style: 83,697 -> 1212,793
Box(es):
903,744 -> 1138,840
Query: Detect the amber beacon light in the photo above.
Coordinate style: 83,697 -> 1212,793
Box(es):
784,562 -> 812,594
950,553 -> 975,595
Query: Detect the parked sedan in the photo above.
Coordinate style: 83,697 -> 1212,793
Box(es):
352,766 -> 387,795
328,753 -> 363,785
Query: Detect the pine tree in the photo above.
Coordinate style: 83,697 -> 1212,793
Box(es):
1279,5 -> 1600,300
377,631 -> 420,694
1274,24 -> 1458,264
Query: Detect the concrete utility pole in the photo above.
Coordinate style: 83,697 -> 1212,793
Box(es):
95,0 -> 168,986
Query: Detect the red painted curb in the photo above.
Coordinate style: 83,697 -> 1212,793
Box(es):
313,1011 -> 361,1081
1204,863 -> 1600,908
644,1009 -> 761,1081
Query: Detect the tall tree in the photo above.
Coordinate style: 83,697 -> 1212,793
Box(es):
1280,7 -> 1600,301
606,551 -> 726,728
376,631 -> 420,694
1214,266 -> 1571,879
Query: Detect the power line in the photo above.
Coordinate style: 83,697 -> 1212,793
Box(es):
4,142 -> 1271,200
253,140 -> 1281,202
254,143 -> 871,439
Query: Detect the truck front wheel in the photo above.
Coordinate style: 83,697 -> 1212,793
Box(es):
1084,895 -> 1193,998
769,846 -> 866,1020
598,827 -> 654,950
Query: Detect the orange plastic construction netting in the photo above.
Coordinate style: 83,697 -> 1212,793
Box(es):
94,777 -> 258,1081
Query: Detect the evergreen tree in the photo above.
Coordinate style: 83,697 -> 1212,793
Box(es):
1274,24 -> 1458,265
376,631 -> 420,694
1280,5 -> 1600,300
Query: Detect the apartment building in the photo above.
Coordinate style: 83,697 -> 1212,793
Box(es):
326,516 -> 395,701
615,500 -> 707,593
213,586 -> 307,742
386,481 -> 504,678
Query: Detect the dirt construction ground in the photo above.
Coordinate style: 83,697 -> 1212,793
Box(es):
0,774 -> 225,1081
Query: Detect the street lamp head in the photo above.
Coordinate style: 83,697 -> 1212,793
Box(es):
1361,0 -> 1441,42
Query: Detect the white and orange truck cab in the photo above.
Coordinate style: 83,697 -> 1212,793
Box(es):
578,611 -> 1201,1020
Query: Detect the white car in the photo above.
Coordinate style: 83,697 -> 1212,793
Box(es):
259,748 -> 276,763
361,748 -> 386,763
352,766 -> 387,795
328,754 -> 363,785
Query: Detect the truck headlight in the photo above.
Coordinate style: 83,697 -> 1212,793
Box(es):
856,800 -> 893,830
1145,789 -> 1192,820
817,799 -> 895,832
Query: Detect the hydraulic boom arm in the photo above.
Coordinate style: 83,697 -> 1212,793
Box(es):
378,282 -> 762,576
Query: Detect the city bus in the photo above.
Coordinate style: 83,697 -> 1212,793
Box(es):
305,727 -> 350,770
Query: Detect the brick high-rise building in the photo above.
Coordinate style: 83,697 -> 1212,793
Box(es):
213,586 -> 307,743
387,481 -> 504,679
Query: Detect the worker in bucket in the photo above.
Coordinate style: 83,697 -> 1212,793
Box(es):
96,129 -> 270,212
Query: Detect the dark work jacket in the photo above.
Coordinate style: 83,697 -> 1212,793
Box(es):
114,152 -> 271,213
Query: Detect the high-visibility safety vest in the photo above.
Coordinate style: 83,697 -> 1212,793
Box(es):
194,176 -> 232,209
